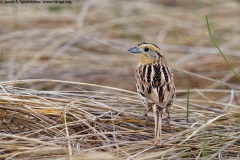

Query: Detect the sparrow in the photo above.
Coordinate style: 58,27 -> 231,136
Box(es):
128,42 -> 176,143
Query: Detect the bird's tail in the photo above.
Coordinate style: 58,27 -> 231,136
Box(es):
153,105 -> 162,143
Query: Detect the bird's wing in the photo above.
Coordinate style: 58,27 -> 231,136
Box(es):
136,63 -> 175,108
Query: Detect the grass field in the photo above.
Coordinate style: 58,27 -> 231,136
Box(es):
0,0 -> 239,159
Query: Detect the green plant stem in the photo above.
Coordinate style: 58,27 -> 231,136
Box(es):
186,82 -> 190,123
206,15 -> 240,82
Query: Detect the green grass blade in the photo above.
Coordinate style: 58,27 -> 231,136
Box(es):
205,15 -> 240,82
186,82 -> 190,123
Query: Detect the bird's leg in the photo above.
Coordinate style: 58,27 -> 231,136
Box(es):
163,103 -> 172,129
143,109 -> 149,127
165,112 -> 171,129
153,105 -> 162,144
144,103 -> 152,127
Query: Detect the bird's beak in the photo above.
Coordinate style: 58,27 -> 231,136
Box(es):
128,47 -> 141,54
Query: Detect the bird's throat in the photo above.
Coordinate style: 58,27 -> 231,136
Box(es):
138,54 -> 154,66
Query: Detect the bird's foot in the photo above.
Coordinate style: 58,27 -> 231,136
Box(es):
154,137 -> 161,146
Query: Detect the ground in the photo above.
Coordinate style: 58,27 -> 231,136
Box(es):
0,1 -> 239,159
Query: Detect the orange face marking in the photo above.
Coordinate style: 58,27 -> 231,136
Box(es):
137,44 -> 162,65
139,44 -> 159,52
138,54 -> 154,65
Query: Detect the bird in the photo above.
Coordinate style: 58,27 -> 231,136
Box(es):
128,42 -> 176,143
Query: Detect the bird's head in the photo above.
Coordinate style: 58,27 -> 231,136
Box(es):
128,42 -> 164,65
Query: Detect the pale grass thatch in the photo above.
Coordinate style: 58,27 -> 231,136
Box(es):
0,79 -> 239,159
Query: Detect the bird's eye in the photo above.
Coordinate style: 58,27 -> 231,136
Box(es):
144,47 -> 149,52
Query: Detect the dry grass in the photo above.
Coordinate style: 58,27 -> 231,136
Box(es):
0,0 -> 240,159
0,79 -> 239,159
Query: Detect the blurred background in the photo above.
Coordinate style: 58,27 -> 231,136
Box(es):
0,0 -> 239,93
1,1 -> 239,158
